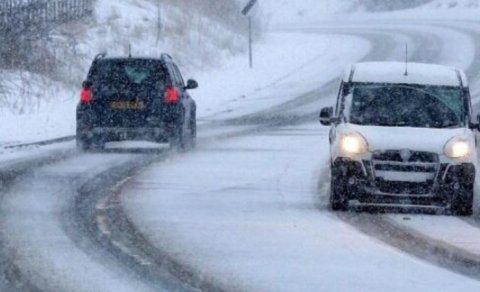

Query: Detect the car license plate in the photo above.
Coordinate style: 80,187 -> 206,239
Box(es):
110,101 -> 145,110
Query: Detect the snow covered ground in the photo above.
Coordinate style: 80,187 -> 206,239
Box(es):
122,124 -> 480,291
195,33 -> 369,121
117,1 -> 480,291
2,153 -> 159,292
4,0 -> 480,291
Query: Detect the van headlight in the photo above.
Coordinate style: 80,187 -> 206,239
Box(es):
340,131 -> 368,155
444,136 -> 470,159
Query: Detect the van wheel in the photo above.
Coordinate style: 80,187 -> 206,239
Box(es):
451,185 -> 473,216
330,174 -> 349,211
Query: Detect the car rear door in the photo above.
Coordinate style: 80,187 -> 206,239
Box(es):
167,62 -> 193,120
89,59 -> 167,128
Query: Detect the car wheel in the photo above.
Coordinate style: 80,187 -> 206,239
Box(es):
330,173 -> 349,211
189,116 -> 197,149
169,122 -> 186,152
451,185 -> 473,216
170,108 -> 197,152
76,134 -> 92,151
77,138 -> 92,151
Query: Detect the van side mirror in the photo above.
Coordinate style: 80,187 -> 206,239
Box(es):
319,107 -> 334,126
476,114 -> 480,131
185,79 -> 198,90
82,80 -> 93,89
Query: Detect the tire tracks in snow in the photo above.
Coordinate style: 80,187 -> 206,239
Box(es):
77,25 -> 404,291
90,20 -> 450,291
3,19 -> 480,291
101,19 -> 480,290
0,146 -> 75,292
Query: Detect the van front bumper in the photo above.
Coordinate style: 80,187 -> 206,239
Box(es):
332,157 -> 475,207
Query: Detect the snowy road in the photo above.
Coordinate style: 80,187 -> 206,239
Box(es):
122,124 -> 480,291
119,19 -> 480,291
3,14 -> 480,292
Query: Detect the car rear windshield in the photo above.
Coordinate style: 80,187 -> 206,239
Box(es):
89,59 -> 166,94
345,83 -> 466,128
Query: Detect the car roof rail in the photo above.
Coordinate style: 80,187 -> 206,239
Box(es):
94,52 -> 107,60
160,53 -> 173,62
348,64 -> 356,83
455,69 -> 464,87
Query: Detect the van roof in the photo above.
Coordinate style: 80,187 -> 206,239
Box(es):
344,62 -> 468,87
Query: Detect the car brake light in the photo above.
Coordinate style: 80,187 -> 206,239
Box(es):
80,87 -> 93,104
164,87 -> 179,103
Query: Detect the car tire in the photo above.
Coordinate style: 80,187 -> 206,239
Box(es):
170,108 -> 197,152
451,185 -> 473,216
330,173 -> 349,211
77,139 -> 92,151
189,115 -> 197,149
76,134 -> 92,151
169,122 -> 186,152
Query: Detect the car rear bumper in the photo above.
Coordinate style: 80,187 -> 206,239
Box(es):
78,127 -> 172,143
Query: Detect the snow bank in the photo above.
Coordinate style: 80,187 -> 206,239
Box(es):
422,0 -> 480,8
0,71 -> 77,144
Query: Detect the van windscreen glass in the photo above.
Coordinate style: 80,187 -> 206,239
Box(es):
346,83 -> 466,128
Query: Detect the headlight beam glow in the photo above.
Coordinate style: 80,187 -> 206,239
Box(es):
340,132 -> 368,155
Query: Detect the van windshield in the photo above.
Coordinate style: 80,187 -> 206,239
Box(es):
346,83 -> 466,128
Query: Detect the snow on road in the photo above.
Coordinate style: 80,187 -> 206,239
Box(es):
122,124 -> 480,291
119,3 -> 480,292
1,154 -> 157,292
4,0 -> 480,291
0,141 -> 74,166
388,215 -> 480,255
0,1 -> 371,290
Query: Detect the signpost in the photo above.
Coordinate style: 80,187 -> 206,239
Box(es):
242,0 -> 258,69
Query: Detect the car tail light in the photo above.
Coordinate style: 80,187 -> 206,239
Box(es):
80,87 -> 93,104
164,87 -> 179,103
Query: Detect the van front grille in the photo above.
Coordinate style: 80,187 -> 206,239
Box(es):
371,150 -> 440,195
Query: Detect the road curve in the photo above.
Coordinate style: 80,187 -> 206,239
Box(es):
117,19 -> 480,291
3,17 -> 480,292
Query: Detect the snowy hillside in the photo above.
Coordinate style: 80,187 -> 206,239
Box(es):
2,0 -> 479,145
0,0 -> 248,144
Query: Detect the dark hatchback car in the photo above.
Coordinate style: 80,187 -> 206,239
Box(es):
77,53 -> 198,150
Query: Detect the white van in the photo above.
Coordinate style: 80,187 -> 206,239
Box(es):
320,62 -> 477,215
